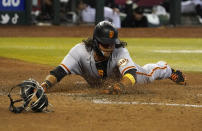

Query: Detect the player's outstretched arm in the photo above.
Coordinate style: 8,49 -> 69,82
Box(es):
41,66 -> 68,91
103,69 -> 136,94
41,74 -> 57,91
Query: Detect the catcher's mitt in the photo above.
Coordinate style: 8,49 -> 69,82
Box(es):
8,78 -> 48,113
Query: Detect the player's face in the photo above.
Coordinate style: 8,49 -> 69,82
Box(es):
99,43 -> 115,58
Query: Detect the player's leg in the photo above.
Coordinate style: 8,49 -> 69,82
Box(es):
135,61 -> 186,85
135,61 -> 171,84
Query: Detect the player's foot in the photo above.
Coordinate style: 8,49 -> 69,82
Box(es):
170,69 -> 186,85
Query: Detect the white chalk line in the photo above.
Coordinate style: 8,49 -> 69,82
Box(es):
0,92 -> 7,96
1,92 -> 202,108
197,94 -> 202,97
48,93 -> 85,96
0,92 -> 85,96
153,50 -> 202,53
0,45 -> 65,50
92,99 -> 202,108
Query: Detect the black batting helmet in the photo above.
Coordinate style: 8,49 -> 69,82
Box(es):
93,21 -> 120,57
93,21 -> 119,45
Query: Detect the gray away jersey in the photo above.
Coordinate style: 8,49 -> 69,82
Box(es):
60,43 -> 172,86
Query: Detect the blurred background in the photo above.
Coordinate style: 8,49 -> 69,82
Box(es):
0,0 -> 202,27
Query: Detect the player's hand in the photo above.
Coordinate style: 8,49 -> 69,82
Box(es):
41,82 -> 48,92
102,83 -> 124,95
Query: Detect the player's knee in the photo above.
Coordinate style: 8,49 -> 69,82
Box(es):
157,61 -> 167,66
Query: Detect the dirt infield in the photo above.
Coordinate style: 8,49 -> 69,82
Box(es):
1,25 -> 202,38
0,26 -> 202,131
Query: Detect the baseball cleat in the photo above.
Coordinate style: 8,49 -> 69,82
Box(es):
170,69 -> 186,85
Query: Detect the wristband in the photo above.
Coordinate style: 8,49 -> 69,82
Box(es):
123,73 -> 136,86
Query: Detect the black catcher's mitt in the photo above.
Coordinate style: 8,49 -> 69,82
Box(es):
8,78 -> 48,113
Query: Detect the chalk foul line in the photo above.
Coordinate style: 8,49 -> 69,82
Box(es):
153,50 -> 202,53
92,99 -> 202,108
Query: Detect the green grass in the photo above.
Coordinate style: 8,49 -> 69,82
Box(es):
0,37 -> 202,72
0,37 -> 81,66
124,38 -> 202,72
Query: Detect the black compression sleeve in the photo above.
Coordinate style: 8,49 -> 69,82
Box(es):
50,66 -> 67,82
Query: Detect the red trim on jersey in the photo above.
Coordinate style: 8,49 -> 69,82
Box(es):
61,64 -> 71,74
121,66 -> 136,76
136,64 -> 167,77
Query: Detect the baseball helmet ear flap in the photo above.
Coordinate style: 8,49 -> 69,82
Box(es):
92,39 -> 104,57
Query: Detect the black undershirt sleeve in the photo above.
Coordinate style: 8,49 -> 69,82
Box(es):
50,66 -> 67,82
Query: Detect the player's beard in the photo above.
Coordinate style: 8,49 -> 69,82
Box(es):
99,44 -> 114,58
94,48 -> 113,62
101,50 -> 113,58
